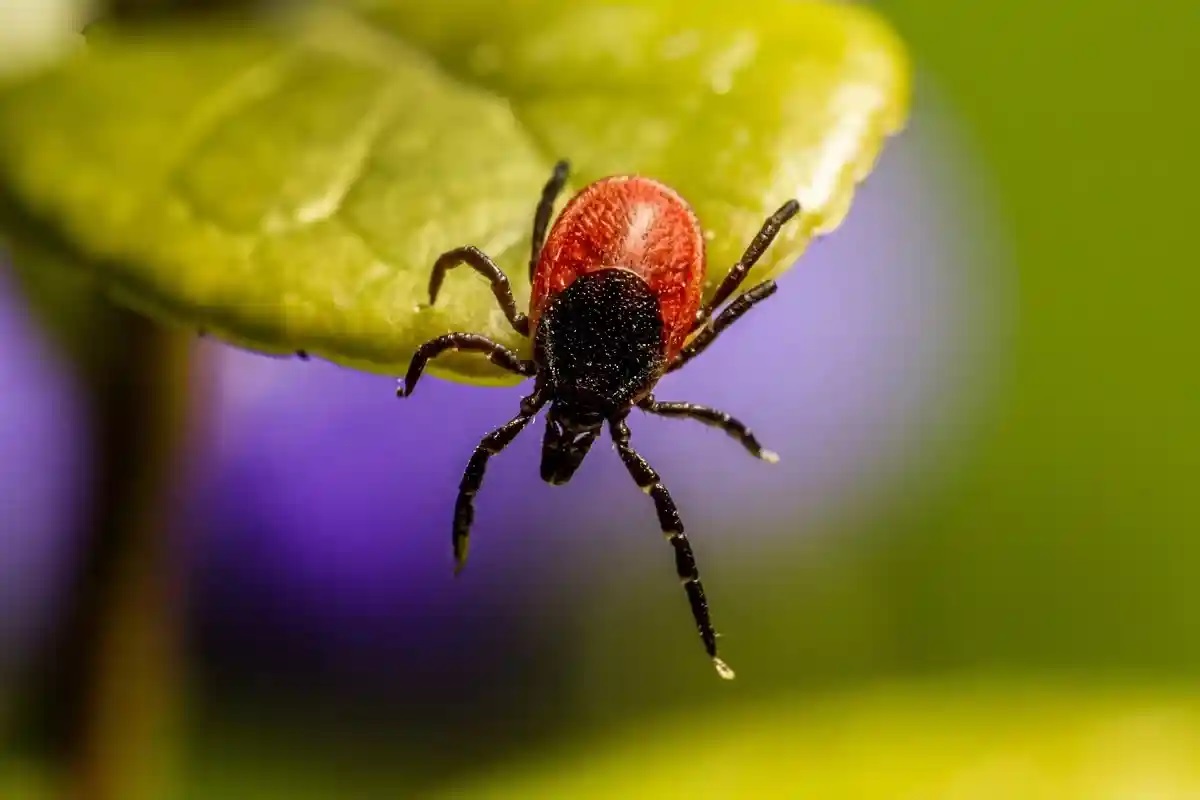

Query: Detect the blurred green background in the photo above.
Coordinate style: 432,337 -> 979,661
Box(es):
1,0 -> 1198,798
871,0 -> 1200,674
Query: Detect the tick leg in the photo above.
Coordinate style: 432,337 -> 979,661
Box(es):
610,418 -> 734,680
638,397 -> 778,463
453,392 -> 545,574
530,159 -> 571,280
429,246 -> 530,337
397,333 -> 534,397
669,280 -> 777,373
701,199 -> 799,320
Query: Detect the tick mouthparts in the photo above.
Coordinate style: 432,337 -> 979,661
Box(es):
713,657 -> 736,680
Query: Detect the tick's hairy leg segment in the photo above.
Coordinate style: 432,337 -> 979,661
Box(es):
428,246 -> 530,337
453,393 -> 546,574
530,159 -> 571,279
702,198 -> 800,318
639,397 -> 778,463
397,333 -> 534,397
610,418 -> 735,680
669,280 -> 778,373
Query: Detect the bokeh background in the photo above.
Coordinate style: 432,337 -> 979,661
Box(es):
2,0 -> 1198,797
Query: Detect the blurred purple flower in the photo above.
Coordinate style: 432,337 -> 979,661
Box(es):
186,346 -> 571,702
0,263 -> 88,679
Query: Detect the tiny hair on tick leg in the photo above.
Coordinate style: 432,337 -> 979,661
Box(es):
398,159 -> 800,679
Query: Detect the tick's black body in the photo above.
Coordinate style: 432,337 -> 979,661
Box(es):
536,270 -> 665,484
399,160 -> 799,679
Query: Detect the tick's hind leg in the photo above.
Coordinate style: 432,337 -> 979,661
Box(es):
452,391 -> 545,573
668,280 -> 777,373
530,159 -> 570,280
610,418 -> 734,679
397,333 -> 534,397
639,397 -> 777,462
701,199 -> 799,320
429,246 -> 530,337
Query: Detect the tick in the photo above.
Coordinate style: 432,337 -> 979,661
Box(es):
399,160 -> 800,679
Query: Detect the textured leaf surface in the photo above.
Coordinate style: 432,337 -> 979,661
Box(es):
0,0 -> 909,382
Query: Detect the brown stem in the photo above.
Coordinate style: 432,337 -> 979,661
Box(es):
19,307 -> 192,800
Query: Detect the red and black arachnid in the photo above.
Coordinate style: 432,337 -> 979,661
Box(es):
398,160 -> 800,679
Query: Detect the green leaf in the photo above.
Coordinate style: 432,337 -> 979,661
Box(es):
0,1 -> 910,384
428,683 -> 1200,799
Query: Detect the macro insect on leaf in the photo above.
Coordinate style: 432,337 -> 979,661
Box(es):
398,160 -> 799,679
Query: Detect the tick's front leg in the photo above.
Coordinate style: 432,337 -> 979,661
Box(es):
451,391 -> 545,573
397,333 -> 533,397
699,198 -> 799,321
429,247 -> 530,337
669,280 -> 777,373
610,417 -> 734,680
638,396 -> 778,462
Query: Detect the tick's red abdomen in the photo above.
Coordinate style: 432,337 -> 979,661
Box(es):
530,175 -> 706,360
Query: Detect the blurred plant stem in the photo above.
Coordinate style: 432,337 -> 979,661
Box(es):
4,28 -> 200,798
18,300 -> 191,800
